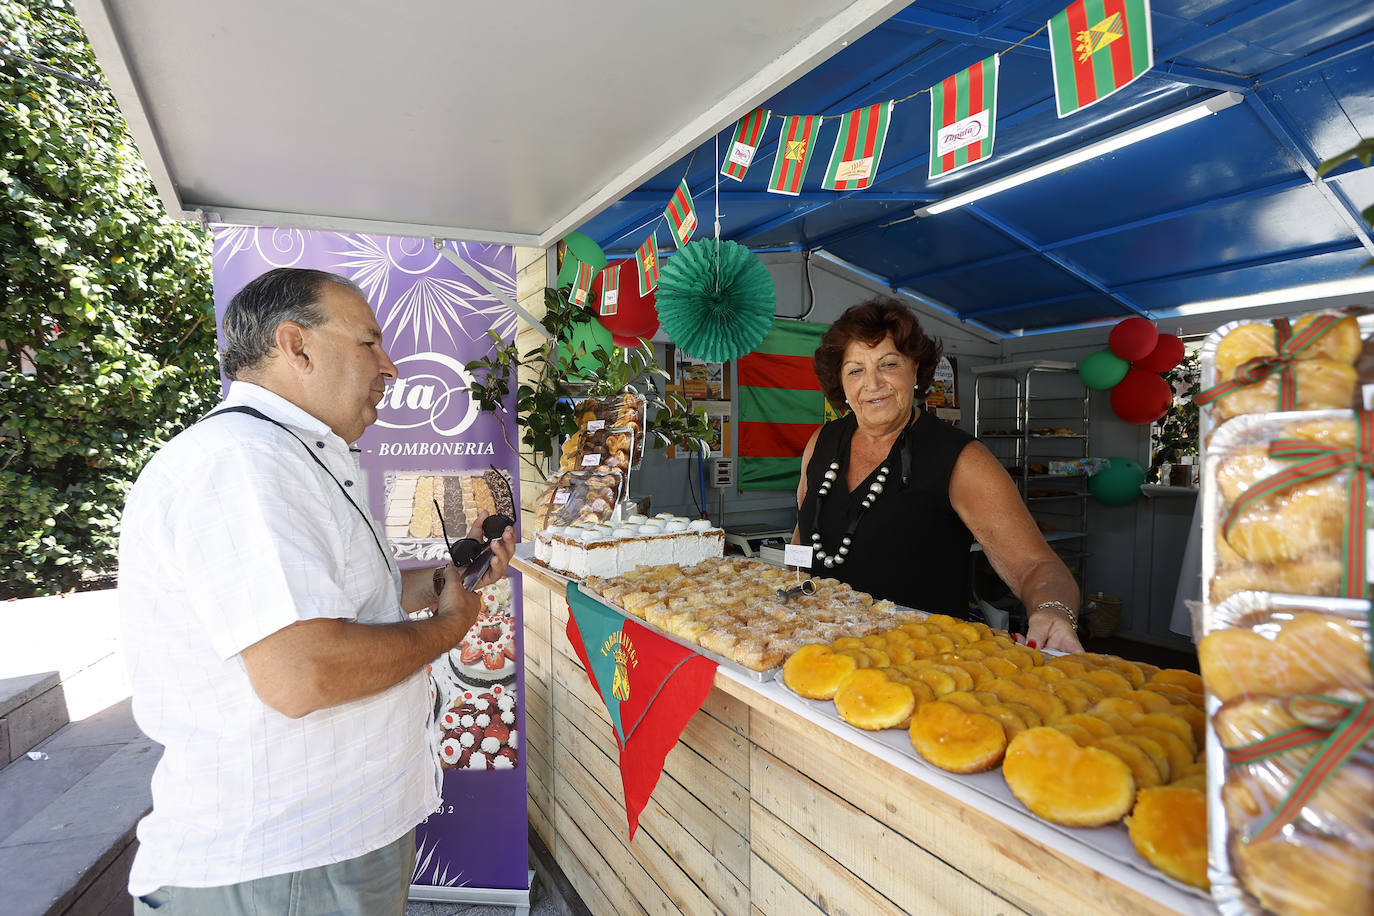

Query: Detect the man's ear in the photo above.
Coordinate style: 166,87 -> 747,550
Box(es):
274,321 -> 311,372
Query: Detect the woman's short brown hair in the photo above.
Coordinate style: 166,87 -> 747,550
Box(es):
813,297 -> 943,410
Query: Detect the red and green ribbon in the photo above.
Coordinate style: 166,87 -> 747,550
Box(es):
1224,694 -> 1374,844
1220,409 -> 1374,599
1193,314 -> 1345,410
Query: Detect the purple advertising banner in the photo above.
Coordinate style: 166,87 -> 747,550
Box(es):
211,227 -> 529,892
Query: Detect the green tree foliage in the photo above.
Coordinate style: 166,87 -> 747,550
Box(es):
1,0 -> 219,597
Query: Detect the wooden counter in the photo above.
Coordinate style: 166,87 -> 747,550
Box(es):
516,556 -> 1213,915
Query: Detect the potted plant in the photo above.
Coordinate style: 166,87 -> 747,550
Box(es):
464,287 -> 713,482
1148,350 -> 1200,484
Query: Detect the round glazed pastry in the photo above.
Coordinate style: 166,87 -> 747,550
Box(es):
688,519 -> 714,532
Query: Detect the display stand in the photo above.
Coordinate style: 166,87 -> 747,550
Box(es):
972,360 -> 1091,584
408,872 -> 533,913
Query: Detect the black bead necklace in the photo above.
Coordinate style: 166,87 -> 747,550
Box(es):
809,458 -> 889,569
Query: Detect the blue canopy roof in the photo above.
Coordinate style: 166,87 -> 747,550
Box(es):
579,0 -> 1374,335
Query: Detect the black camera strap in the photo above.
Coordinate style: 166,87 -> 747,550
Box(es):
205,405 -> 391,568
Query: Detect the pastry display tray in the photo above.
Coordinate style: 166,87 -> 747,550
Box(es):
757,673 -> 1214,914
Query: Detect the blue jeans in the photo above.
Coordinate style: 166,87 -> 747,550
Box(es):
133,828 -> 416,916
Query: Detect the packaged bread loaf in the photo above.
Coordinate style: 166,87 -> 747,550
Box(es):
1204,410 -> 1366,604
1195,311 -> 1363,436
1196,591 -> 1373,916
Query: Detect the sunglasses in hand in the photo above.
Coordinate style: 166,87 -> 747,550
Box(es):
434,501 -> 515,590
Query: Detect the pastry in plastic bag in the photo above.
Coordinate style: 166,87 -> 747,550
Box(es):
1199,613 -> 1371,701
1231,828 -> 1374,916
1214,313 -> 1362,378
1211,359 -> 1358,424
533,468 -> 623,529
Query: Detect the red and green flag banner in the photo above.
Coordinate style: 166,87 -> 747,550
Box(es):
929,55 -> 1000,179
636,234 -> 659,295
822,101 -> 895,191
599,263 -> 621,317
569,260 -> 594,307
565,583 -> 718,839
663,179 -> 698,248
720,107 -> 771,181
767,115 -> 823,196
737,320 -> 837,490
1048,0 -> 1154,118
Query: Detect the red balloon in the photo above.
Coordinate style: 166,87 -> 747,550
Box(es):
1132,333 -> 1185,373
592,260 -> 659,346
1111,369 -> 1173,425
1108,317 -> 1159,361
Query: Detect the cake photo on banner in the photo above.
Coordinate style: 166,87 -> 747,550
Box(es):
210,227 -> 529,895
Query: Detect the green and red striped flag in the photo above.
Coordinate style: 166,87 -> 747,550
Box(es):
822,101 -> 895,191
737,320 -> 838,490
635,234 -> 659,295
663,179 -> 698,248
1048,0 -> 1154,118
767,115 -> 823,196
929,55 -> 1000,179
569,260 -> 594,307
565,583 -> 718,839
598,263 -> 621,317
720,107 -> 771,181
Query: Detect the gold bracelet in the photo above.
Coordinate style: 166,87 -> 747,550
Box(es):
1034,600 -> 1078,630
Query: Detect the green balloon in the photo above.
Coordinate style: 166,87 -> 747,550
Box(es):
557,316 -> 613,381
1078,348 -> 1130,390
556,231 -> 608,288
1089,457 -> 1145,506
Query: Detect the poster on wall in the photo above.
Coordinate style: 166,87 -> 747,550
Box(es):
210,227 -> 530,895
666,344 -> 730,400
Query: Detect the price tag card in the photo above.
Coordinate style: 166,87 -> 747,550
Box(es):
784,543 -> 813,569
586,420 -> 606,432
553,492 -> 571,505
581,453 -> 603,467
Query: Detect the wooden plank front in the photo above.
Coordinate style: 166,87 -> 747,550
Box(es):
516,560 -> 1182,916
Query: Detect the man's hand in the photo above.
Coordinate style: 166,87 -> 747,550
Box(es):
462,510 -> 518,590
433,563 -> 481,639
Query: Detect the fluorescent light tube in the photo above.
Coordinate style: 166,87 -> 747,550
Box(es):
1166,275 -> 1374,317
917,92 -> 1245,216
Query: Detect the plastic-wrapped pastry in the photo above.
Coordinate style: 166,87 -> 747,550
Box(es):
1210,359 -> 1357,425
1199,612 -> 1371,701
1214,313 -> 1362,378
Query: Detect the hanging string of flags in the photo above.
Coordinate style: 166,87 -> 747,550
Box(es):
564,0 -> 1154,302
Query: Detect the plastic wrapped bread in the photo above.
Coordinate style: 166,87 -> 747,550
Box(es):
1197,592 -> 1373,916
1198,311 -> 1365,438
1205,411 -> 1362,604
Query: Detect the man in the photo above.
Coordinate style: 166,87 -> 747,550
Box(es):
118,267 -> 515,914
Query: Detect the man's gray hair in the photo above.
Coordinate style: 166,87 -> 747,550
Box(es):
220,268 -> 364,378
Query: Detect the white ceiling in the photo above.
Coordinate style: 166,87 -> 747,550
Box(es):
76,0 -> 911,246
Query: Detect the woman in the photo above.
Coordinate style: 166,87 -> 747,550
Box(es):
793,297 -> 1083,653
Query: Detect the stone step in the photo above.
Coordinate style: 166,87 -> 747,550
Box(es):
0,671 -> 68,767
0,698 -> 159,915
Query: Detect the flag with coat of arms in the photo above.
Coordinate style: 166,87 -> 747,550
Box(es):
768,115 -> 823,196
599,263 -> 621,317
1048,0 -> 1153,118
565,583 -> 718,839
822,101 -> 895,191
663,179 -> 698,248
929,55 -> 999,179
636,235 -> 660,295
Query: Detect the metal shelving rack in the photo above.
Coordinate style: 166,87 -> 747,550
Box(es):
971,360 -> 1091,582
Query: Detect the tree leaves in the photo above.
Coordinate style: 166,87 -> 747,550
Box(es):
1,0 -> 219,596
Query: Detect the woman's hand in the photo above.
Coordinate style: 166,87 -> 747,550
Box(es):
1027,607 -> 1083,654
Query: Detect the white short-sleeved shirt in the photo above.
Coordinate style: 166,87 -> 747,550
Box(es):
118,382 -> 440,896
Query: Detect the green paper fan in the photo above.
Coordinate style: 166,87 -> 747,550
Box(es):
655,239 -> 776,363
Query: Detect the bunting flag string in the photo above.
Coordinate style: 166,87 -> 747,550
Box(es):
614,0 -> 1155,263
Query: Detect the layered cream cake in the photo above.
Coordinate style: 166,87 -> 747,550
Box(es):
535,516 -> 724,578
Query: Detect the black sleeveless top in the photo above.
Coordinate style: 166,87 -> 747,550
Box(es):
798,410 -> 976,614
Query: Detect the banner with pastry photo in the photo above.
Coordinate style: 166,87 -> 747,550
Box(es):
211,228 -> 530,897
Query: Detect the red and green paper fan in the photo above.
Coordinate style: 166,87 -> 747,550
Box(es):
655,240 -> 775,363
